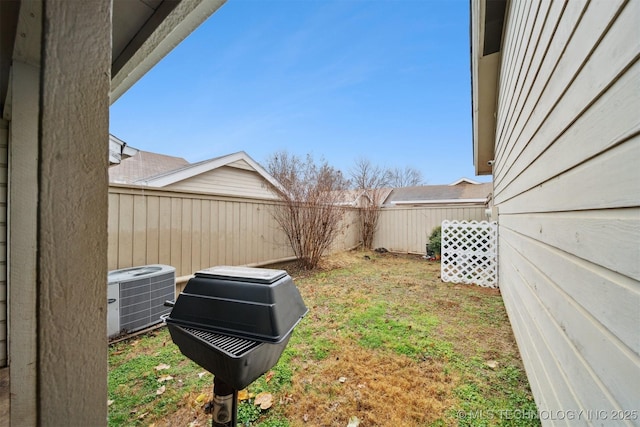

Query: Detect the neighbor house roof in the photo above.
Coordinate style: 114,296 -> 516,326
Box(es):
334,188 -> 394,207
134,151 -> 285,193
109,150 -> 190,184
383,179 -> 492,206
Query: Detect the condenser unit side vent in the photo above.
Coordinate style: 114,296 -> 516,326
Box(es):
120,271 -> 175,333
108,264 -> 176,338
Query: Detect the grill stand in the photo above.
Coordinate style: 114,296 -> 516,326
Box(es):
211,377 -> 237,427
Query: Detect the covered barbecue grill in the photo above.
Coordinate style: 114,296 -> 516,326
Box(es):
164,265 -> 307,426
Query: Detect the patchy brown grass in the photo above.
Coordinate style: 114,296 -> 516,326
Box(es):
109,249 -> 538,427
283,337 -> 456,426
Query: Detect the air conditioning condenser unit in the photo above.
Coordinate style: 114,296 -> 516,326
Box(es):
108,264 -> 176,338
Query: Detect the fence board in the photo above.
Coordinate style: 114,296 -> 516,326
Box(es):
109,186 -> 488,278
373,206 -> 488,253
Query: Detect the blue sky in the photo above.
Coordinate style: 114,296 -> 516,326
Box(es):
110,0 -> 489,185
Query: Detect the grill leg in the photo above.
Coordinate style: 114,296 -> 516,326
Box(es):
211,377 -> 237,427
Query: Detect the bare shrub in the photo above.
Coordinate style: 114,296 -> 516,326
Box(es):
349,158 -> 391,249
266,151 -> 350,270
389,165 -> 425,187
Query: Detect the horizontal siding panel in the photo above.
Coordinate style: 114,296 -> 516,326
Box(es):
495,0 -> 587,175
501,230 -> 639,415
498,136 -> 640,214
496,0 -> 553,151
500,262 -> 578,414
496,0 -> 562,167
491,0 -> 640,420
495,0 -> 524,110
500,223 -> 640,355
497,0 -> 634,192
495,59 -> 640,204
500,209 -> 640,281
496,0 -> 538,143
227,159 -> 253,171
167,167 -> 277,199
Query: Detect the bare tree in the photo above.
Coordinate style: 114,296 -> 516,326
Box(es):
266,151 -> 350,270
349,158 -> 391,249
389,166 -> 424,187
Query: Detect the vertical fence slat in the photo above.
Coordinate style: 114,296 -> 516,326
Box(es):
146,196 -> 159,264
109,186 -> 488,278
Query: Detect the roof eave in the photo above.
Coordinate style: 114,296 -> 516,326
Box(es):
471,0 -> 507,176
110,0 -> 226,104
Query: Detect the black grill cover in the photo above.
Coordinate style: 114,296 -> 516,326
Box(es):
166,266 -> 308,343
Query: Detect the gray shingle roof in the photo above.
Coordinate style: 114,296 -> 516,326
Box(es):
108,150 -> 189,184
384,182 -> 492,205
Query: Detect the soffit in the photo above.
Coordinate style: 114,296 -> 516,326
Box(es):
0,0 -> 225,114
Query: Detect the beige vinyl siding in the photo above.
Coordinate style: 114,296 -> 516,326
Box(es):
0,123 -> 7,367
494,0 -> 640,417
227,159 -> 254,171
373,206 -> 488,253
164,166 -> 278,199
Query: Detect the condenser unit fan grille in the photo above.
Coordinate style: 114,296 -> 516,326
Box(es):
120,272 -> 174,333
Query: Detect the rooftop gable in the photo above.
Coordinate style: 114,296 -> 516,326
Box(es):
134,151 -> 284,193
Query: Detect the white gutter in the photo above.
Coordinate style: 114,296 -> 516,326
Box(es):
391,198 -> 488,205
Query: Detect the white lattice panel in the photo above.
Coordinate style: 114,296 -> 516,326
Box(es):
441,220 -> 498,288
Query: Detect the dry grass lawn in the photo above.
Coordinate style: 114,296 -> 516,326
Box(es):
108,249 -> 538,427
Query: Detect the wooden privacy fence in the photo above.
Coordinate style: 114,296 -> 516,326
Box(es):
372,206 -> 489,254
109,185 -> 489,283
108,185 -> 360,280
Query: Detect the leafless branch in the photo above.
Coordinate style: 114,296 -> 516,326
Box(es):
267,151 -> 349,269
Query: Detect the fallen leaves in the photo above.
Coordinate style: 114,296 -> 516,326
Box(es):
265,370 -> 275,383
237,389 -> 255,401
156,385 -> 166,396
486,360 -> 498,369
254,392 -> 274,410
154,363 -> 170,371
157,374 -> 173,382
